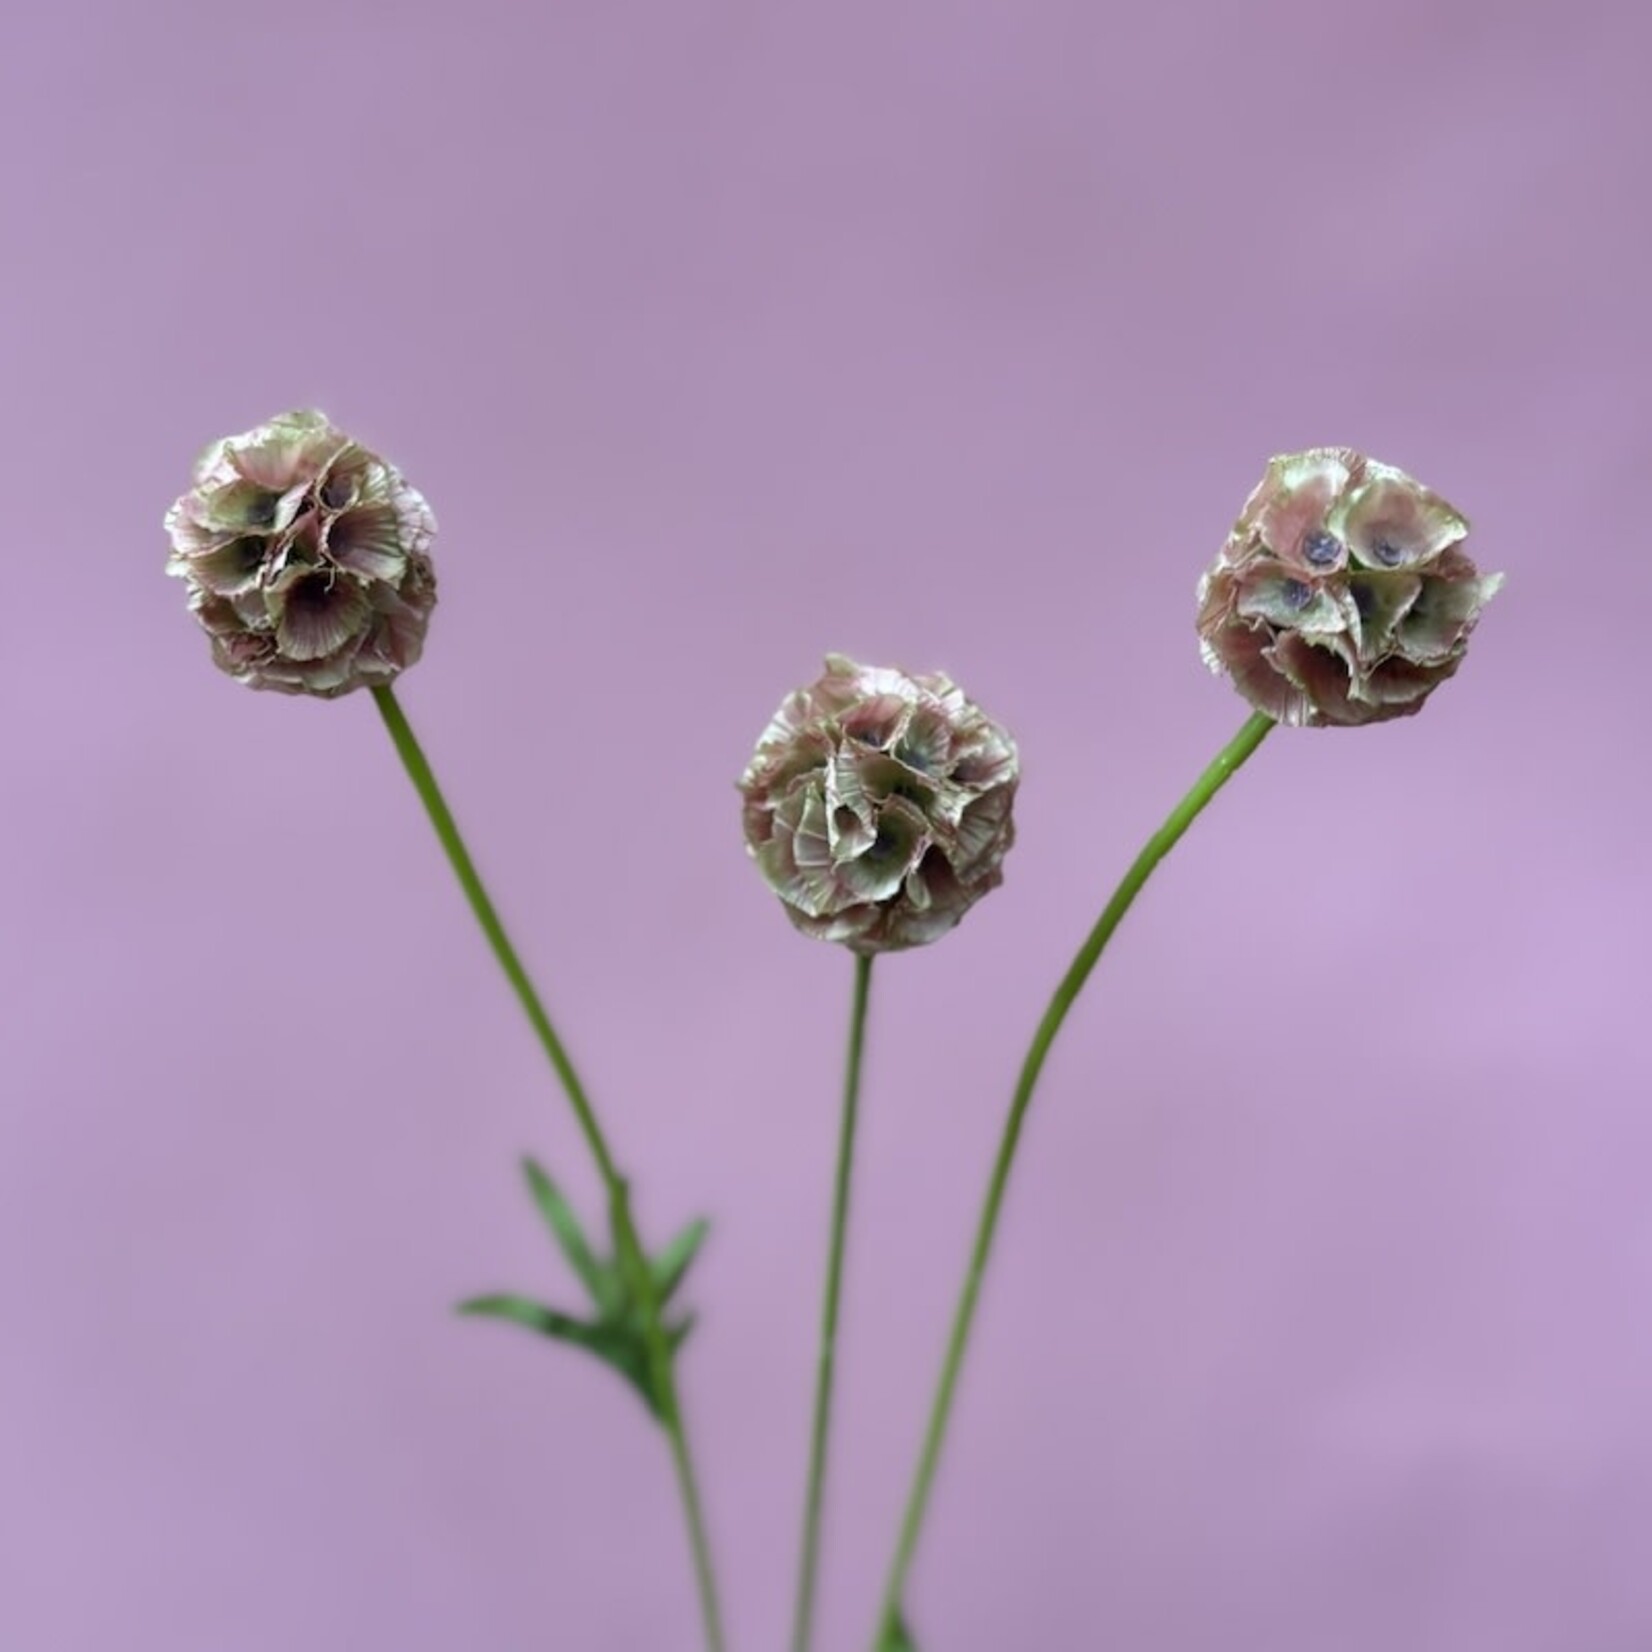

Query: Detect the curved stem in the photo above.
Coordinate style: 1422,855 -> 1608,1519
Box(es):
791,952 -> 875,1652
873,711 -> 1274,1643
372,684 -> 727,1652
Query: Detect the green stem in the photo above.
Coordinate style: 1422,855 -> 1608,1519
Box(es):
791,952 -> 875,1652
371,684 -> 727,1652
609,1185 -> 728,1652
873,711 -> 1274,1643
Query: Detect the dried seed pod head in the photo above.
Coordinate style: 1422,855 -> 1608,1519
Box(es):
740,655 -> 1019,954
165,410 -> 437,697
1197,449 -> 1502,727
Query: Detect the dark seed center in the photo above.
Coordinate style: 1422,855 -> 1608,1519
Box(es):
244,492 -> 278,529
320,474 -> 353,510
289,575 -> 337,614
1370,536 -> 1404,567
1302,529 -> 1341,567
1280,578 -> 1312,611
866,823 -> 904,863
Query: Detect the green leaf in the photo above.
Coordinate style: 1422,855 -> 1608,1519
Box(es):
520,1157 -> 618,1313
457,1293 -> 665,1421
651,1216 -> 710,1304
879,1608 -> 918,1650
455,1293 -> 589,1341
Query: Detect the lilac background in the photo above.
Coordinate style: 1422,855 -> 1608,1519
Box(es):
3,2 -> 1649,1648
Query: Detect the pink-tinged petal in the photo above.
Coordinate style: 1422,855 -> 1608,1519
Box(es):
273,575 -> 371,662
1196,563 -> 1241,637
287,636 -> 370,697
743,726 -> 833,801
1234,565 -> 1349,637
953,785 -> 1016,867
188,535 -> 272,596
949,727 -> 1018,789
317,443 -> 382,512
1396,568 -> 1504,664
164,498 -> 233,558
208,629 -> 279,681
388,474 -> 438,560
228,411 -> 344,491
1252,449 -> 1357,571
361,562 -> 436,672
1201,618 -> 1312,724
262,524 -> 324,592
1345,571 -> 1423,659
829,801 -> 878,860
1349,653 -> 1454,716
191,475 -> 295,534
839,693 -> 911,750
835,798 -> 929,903
326,502 -> 407,581
1330,462 -> 1469,571
757,791 -> 841,919
783,785 -> 836,875
1269,633 -> 1361,727
894,700 -> 953,774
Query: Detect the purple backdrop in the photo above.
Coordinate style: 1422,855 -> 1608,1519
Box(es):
4,2 -> 1649,1648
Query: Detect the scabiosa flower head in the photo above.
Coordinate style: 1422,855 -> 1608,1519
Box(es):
739,654 -> 1019,954
165,410 -> 437,697
1197,449 -> 1503,727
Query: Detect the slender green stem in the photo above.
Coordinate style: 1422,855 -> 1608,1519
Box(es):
873,711 -> 1274,1643
371,684 -> 727,1652
371,685 -> 618,1184
791,952 -> 875,1652
609,1184 -> 728,1652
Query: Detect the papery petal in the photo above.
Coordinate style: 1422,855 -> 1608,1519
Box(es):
188,535 -> 272,596
274,574 -> 371,662
1252,448 -> 1357,572
192,475 -> 302,534
840,693 -> 911,750
228,411 -> 344,491
1346,571 -> 1423,658
894,700 -> 953,773
1235,564 -> 1349,636
1270,633 -> 1362,727
1331,464 -> 1469,571
1396,568 -> 1504,663
835,798 -> 929,903
954,785 -> 1016,867
327,501 -> 408,581
1203,619 -> 1314,724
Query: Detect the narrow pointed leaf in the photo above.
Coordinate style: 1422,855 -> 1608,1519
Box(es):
455,1293 -> 588,1341
457,1294 -> 666,1423
651,1216 -> 710,1304
521,1157 -> 617,1312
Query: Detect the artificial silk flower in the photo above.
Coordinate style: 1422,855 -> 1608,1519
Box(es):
740,654 -> 1018,954
1197,448 -> 1502,727
165,409 -> 437,697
